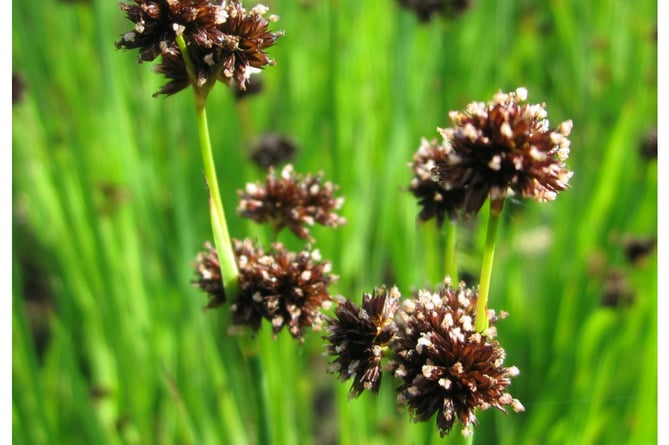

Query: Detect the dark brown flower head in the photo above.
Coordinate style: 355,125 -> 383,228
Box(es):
238,164 -> 346,241
13,73 -> 25,104
398,0 -> 473,22
230,238 -> 337,341
600,269 -> 634,308
192,241 -> 226,307
408,137 -> 466,226
390,283 -> 523,437
117,1 -> 283,96
622,235 -> 656,265
434,87 -> 573,216
116,0 -> 229,63
323,287 -> 401,398
250,133 -> 298,169
639,127 -> 657,160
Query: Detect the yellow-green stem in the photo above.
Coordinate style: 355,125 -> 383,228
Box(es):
176,33 -> 239,299
474,201 -> 502,332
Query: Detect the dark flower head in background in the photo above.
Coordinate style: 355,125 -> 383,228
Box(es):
250,133 -> 298,169
116,1 -> 283,96
238,164 -> 346,241
408,137 -> 466,226
323,287 -> 401,398
398,0 -> 473,23
390,282 -> 523,437
434,87 -> 573,216
230,239 -> 337,342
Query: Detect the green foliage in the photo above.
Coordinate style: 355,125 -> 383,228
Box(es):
13,0 -> 656,443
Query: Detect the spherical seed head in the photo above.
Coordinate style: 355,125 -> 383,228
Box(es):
250,133 -> 298,169
116,0 -> 230,62
230,239 -> 338,342
323,287 -> 401,397
116,1 -> 283,96
237,164 -> 346,241
192,241 -> 226,308
398,0 -> 473,23
408,138 -> 466,226
390,282 -> 523,437
433,88 -> 574,217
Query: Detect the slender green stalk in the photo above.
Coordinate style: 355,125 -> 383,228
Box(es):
444,220 -> 458,283
241,339 -> 273,445
176,33 -> 239,299
474,201 -> 503,332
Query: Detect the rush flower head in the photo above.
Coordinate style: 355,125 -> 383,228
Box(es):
250,133 -> 298,169
323,287 -> 401,398
116,1 -> 283,96
398,0 -> 473,22
237,164 -> 346,241
116,0 -> 229,63
230,239 -> 337,341
390,282 -> 523,437
433,87 -> 573,216
408,137 -> 466,226
192,241 -> 226,308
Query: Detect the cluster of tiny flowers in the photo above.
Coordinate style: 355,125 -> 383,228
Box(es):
408,137 -> 465,226
411,87 -> 573,221
116,0 -> 283,95
237,164 -> 346,241
249,133 -> 298,169
323,287 -> 400,397
193,239 -> 337,341
398,0 -> 473,22
323,280 -> 523,436
391,284 -> 523,437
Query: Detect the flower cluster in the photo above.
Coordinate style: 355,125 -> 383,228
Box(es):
323,287 -> 400,397
391,284 -> 523,437
398,0 -> 473,23
250,133 -> 298,169
116,0 -> 283,95
193,239 -> 338,341
408,137 -> 465,226
323,280 -> 523,436
238,164 -> 346,241
410,88 -> 573,221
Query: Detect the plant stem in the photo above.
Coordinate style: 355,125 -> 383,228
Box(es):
176,33 -> 239,299
444,220 -> 458,283
474,201 -> 503,332
242,339 -> 273,445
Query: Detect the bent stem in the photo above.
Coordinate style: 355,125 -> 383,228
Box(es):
176,33 -> 239,299
474,200 -> 503,333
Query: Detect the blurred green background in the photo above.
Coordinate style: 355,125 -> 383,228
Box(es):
12,0 -> 657,444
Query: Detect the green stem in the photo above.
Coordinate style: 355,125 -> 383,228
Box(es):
444,220 -> 458,283
474,201 -> 503,332
176,33 -> 239,299
242,339 -> 273,445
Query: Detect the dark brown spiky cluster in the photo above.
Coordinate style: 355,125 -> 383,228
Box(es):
116,1 -> 283,95
250,133 -> 298,169
192,241 -> 226,307
238,164 -> 346,241
390,283 -> 523,437
408,137 -> 466,226
432,87 -> 573,216
398,0 -> 473,22
230,238 -> 337,341
323,287 -> 401,398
